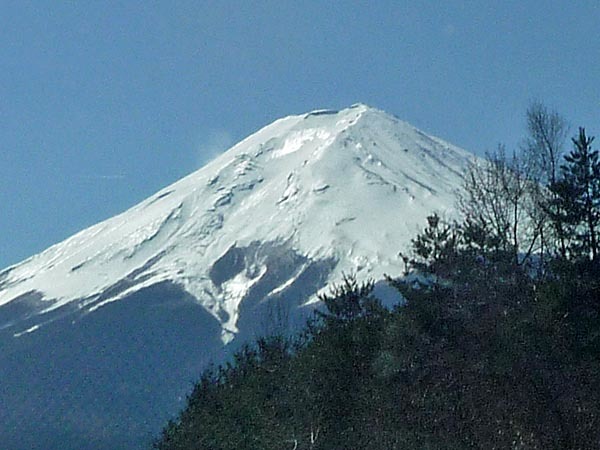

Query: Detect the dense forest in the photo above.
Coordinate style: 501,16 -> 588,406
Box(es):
153,104 -> 600,449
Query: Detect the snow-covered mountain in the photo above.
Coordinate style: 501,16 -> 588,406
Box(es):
0,104 -> 473,449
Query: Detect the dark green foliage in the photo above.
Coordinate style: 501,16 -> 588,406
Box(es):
382,218 -> 600,449
406,213 -> 461,277
304,276 -> 386,449
314,274 -> 383,326
154,336 -> 297,450
547,128 -> 600,261
153,275 -> 391,450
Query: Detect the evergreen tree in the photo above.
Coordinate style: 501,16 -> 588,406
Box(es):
314,274 -> 382,326
407,213 -> 460,277
550,128 -> 600,260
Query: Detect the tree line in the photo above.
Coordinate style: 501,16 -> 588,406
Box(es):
457,101 -> 599,267
153,103 -> 600,450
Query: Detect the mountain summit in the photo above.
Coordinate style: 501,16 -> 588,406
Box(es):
0,104 -> 470,341
0,104 -> 473,449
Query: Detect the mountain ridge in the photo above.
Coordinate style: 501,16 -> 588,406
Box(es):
0,104 -> 473,343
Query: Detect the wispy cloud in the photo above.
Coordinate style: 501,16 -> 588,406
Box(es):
196,129 -> 234,167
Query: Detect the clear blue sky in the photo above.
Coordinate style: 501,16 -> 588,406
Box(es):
1,1 -> 599,268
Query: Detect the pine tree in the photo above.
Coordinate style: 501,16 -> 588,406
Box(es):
406,213 -> 461,278
550,128 -> 600,260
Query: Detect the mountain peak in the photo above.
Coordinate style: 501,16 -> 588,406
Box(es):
303,102 -> 371,117
0,105 -> 473,341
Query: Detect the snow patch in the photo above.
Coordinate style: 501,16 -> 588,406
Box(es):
220,265 -> 267,340
13,324 -> 40,337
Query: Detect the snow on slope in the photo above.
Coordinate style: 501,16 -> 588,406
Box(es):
0,104 -> 473,342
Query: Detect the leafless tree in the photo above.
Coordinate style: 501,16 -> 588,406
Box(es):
522,102 -> 570,258
458,146 -> 542,265
523,101 -> 568,185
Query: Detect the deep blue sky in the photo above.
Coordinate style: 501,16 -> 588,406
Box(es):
1,1 -> 599,268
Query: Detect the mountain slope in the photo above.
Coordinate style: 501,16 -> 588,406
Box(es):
0,104 -> 471,341
0,104 -> 473,449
